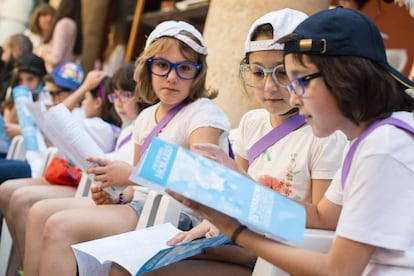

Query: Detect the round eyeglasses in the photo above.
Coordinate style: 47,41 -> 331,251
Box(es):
46,88 -> 65,97
240,63 -> 290,88
287,72 -> 322,97
107,91 -> 133,103
147,57 -> 201,80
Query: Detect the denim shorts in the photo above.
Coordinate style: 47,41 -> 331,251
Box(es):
126,200 -> 194,231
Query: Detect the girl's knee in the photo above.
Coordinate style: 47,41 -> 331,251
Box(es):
26,200 -> 52,227
43,211 -> 71,240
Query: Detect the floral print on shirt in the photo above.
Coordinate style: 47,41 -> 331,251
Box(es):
257,152 -> 302,200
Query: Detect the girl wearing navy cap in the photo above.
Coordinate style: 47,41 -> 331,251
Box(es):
164,7 -> 414,275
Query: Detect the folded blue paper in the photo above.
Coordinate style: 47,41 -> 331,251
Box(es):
130,137 -> 306,246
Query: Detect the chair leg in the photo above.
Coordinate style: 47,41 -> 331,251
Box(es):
0,219 -> 15,276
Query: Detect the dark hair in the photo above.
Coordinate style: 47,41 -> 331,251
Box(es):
28,3 -> 56,35
44,0 -> 82,55
286,52 -> 414,125
111,63 -> 152,112
89,77 -> 121,127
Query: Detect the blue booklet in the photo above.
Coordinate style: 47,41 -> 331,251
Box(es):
130,137 -> 306,246
0,114 -> 10,154
136,233 -> 230,275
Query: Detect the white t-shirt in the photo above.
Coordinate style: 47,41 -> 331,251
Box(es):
72,107 -> 119,153
233,109 -> 346,202
106,123 -> 134,164
132,98 -> 231,225
133,98 -> 230,153
326,111 -> 414,272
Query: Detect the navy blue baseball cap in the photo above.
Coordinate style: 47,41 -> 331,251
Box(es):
283,6 -> 414,90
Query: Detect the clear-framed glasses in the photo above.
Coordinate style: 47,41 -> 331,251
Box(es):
147,57 -> 201,80
287,72 -> 322,97
240,63 -> 290,88
107,91 -> 133,103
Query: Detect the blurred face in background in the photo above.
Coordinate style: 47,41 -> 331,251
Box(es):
45,81 -> 71,106
38,13 -> 54,36
18,72 -> 42,92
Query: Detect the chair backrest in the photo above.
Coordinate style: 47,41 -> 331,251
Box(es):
136,191 -> 183,230
74,174 -> 92,198
37,147 -> 58,177
5,135 -> 25,160
136,190 -> 163,230
153,195 -> 182,227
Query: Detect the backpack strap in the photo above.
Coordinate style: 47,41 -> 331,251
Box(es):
247,114 -> 306,165
140,102 -> 187,155
341,117 -> 414,188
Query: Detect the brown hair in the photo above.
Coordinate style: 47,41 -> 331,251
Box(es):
111,63 -> 152,112
44,0 -> 82,55
28,3 -> 56,36
280,33 -> 414,125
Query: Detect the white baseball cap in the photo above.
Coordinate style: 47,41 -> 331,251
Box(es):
145,20 -> 208,55
244,8 -> 308,55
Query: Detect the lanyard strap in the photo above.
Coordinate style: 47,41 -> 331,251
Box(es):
247,114 -> 306,165
140,102 -> 186,155
341,117 -> 414,188
116,133 -> 132,150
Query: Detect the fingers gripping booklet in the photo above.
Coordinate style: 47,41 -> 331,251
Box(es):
130,137 -> 306,246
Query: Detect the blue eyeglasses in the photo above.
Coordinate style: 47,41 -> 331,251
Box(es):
147,58 -> 201,80
287,72 -> 322,97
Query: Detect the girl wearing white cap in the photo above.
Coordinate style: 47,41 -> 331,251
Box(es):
23,20 -> 230,275
165,6 -> 414,276
111,8 -> 346,276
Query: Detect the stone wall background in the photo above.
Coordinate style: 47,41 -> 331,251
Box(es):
203,0 -> 331,128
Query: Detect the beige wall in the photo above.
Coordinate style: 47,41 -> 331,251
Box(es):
81,0 -> 111,73
204,0 -> 331,128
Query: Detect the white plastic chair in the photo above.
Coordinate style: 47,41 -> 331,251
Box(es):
136,190 -> 183,230
74,174 -> 92,198
5,135 -> 25,161
252,229 -> 335,276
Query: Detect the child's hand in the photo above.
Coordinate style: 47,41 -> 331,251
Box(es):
80,70 -> 107,91
167,219 -> 220,246
90,185 -> 112,205
86,158 -> 133,188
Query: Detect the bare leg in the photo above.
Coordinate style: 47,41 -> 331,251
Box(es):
39,204 -> 139,275
128,260 -> 252,276
0,177 -> 50,267
9,183 -> 76,264
24,197 -> 95,276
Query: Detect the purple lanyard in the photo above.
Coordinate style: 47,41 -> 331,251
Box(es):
139,102 -> 186,156
341,117 -> 414,189
247,114 -> 306,165
116,133 -> 132,150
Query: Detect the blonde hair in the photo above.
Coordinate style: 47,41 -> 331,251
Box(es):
134,36 -> 217,104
